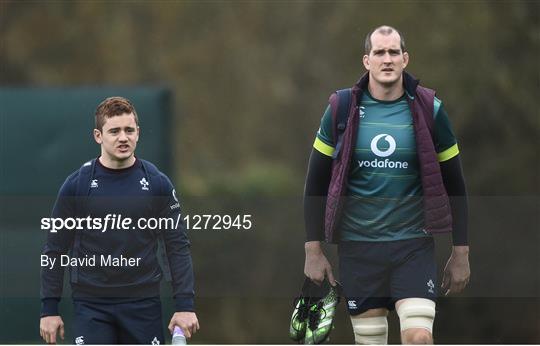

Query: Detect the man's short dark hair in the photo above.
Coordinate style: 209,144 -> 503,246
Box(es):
95,96 -> 139,131
364,25 -> 406,55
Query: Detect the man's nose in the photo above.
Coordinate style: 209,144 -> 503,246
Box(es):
383,52 -> 392,63
118,131 -> 128,141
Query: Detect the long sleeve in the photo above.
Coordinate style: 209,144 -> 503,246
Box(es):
303,148 -> 333,242
440,155 -> 469,245
40,174 -> 77,317
158,174 -> 195,312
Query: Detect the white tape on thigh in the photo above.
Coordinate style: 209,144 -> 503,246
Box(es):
396,298 -> 436,332
351,316 -> 388,345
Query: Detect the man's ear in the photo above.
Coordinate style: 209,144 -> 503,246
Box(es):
134,126 -> 140,143
362,54 -> 370,71
93,129 -> 102,144
402,51 -> 409,69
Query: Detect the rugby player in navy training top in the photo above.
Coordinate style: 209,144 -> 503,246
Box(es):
303,26 -> 470,344
40,97 -> 199,344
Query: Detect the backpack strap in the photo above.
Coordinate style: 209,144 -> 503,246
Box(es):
71,159 -> 97,283
75,159 -> 97,197
332,88 -> 353,159
414,86 -> 436,142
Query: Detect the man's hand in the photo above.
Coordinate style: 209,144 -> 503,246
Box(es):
168,312 -> 199,339
40,316 -> 64,344
441,245 -> 470,295
304,241 -> 336,286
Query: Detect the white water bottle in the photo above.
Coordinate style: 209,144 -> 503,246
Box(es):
172,326 -> 187,345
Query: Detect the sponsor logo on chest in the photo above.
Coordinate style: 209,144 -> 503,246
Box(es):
358,134 -> 409,169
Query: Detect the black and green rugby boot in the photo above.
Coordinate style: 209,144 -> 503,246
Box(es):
289,296 -> 310,341
289,278 -> 323,342
304,283 -> 341,344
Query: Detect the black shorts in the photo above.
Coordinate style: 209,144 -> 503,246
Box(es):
72,297 -> 165,344
338,237 -> 437,316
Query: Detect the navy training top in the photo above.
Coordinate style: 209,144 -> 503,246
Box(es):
40,158 -> 195,316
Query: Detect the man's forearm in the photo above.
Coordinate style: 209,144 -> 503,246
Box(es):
40,228 -> 74,316
40,247 -> 68,316
304,149 -> 332,241
162,207 -> 195,312
440,154 -> 469,246
164,232 -> 195,311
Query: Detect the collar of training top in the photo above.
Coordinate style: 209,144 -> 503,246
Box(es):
354,71 -> 420,96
